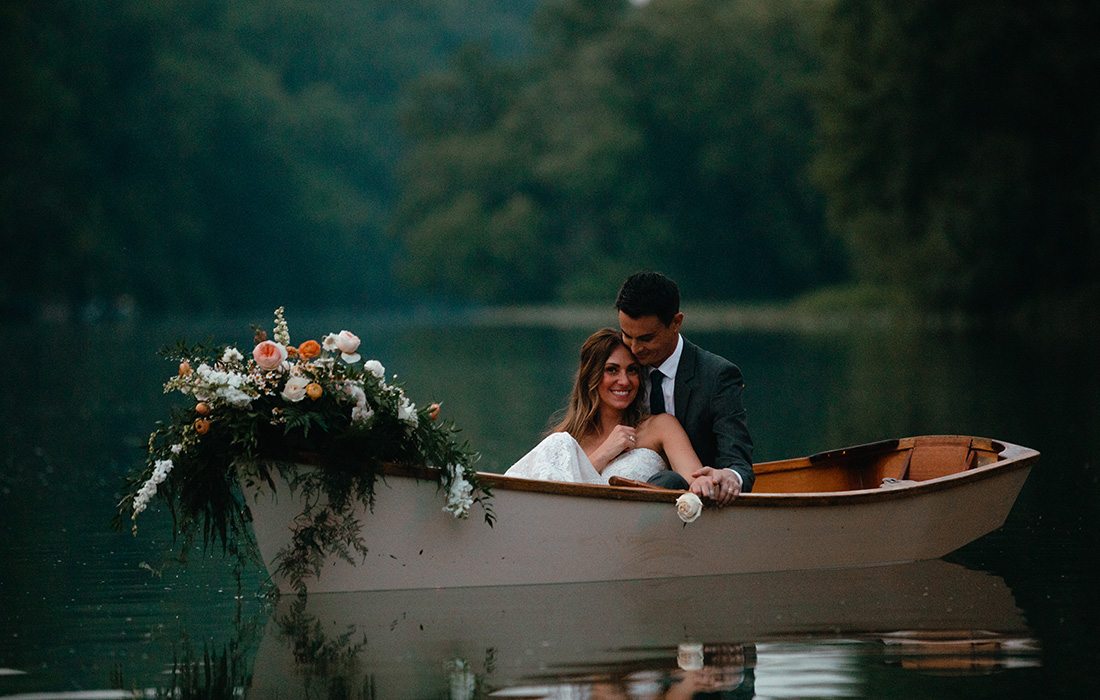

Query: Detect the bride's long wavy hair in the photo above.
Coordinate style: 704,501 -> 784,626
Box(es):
550,328 -> 648,439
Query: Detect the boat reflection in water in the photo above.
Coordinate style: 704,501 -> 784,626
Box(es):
247,559 -> 1039,698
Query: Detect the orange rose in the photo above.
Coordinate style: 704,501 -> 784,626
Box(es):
306,382 -> 323,400
193,418 -> 211,435
286,345 -> 300,358
178,360 -> 192,377
298,340 -> 322,360
195,402 -> 211,415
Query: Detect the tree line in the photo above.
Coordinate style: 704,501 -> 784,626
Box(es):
1,0 -> 535,318
4,0 -> 1098,320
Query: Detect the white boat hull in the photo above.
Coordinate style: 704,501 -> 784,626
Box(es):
243,437 -> 1035,593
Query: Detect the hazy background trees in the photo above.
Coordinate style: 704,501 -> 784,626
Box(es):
813,0 -> 1100,315
3,0 -> 1097,320
1,0 -> 536,317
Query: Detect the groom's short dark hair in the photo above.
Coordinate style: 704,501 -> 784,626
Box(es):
616,271 -> 680,325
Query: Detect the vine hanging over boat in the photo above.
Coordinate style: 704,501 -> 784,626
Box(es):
115,307 -> 493,593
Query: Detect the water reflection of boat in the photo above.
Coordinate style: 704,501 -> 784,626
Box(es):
246,435 -> 1037,593
247,560 -> 1036,698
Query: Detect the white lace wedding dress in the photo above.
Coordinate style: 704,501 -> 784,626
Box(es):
504,432 -> 668,484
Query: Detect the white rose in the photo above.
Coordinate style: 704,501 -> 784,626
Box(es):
676,493 -> 703,523
281,376 -> 310,402
363,359 -> 385,380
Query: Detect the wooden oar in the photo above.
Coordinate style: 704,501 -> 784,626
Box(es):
607,475 -> 683,491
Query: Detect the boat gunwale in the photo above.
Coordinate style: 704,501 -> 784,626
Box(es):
375,435 -> 1038,508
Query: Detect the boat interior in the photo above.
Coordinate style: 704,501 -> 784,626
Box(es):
467,435 -> 1018,501
752,435 -> 1005,494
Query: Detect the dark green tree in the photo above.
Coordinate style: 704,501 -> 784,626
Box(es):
813,0 -> 1100,314
391,0 -> 843,303
0,0 -> 538,318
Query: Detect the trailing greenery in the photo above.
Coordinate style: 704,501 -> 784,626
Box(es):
115,308 -> 493,594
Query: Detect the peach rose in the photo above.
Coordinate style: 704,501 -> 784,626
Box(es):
253,340 -> 288,371
334,330 -> 360,353
195,402 -> 211,416
193,418 -> 211,435
306,382 -> 323,400
333,330 -> 361,363
178,360 -> 192,377
298,340 -> 322,360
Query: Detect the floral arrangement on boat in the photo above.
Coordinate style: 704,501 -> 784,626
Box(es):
116,307 -> 493,592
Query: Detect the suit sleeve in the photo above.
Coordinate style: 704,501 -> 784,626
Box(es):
711,363 -> 755,492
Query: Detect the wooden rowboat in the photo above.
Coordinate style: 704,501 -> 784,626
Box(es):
244,435 -> 1037,593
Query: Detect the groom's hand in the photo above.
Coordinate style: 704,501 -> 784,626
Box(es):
690,467 -> 741,507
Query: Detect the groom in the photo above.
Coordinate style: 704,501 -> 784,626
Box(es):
616,271 -> 754,505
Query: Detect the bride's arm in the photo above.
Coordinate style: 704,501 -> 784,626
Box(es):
640,415 -> 702,484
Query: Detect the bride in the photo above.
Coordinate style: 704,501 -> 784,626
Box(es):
505,328 -> 703,486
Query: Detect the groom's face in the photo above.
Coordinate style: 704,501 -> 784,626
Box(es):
618,311 -> 683,367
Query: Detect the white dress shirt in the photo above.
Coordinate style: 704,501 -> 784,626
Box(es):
650,334 -> 684,417
649,334 -> 743,489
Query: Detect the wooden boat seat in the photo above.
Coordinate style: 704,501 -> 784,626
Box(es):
905,436 -> 978,481
752,436 -> 1001,494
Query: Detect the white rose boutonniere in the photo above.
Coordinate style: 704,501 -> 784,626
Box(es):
676,493 -> 703,524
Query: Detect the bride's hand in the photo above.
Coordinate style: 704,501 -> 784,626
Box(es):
593,425 -> 637,467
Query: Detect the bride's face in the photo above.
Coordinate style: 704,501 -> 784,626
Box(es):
598,345 -> 641,412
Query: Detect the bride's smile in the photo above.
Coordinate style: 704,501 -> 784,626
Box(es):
599,345 -> 641,411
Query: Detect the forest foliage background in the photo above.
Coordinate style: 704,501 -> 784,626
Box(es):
3,0 -> 1097,322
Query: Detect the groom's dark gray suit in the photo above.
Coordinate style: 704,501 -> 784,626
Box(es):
650,337 -> 755,492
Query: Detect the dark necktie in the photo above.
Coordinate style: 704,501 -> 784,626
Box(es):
649,369 -> 666,415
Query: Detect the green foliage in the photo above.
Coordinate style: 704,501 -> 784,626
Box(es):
392,0 -> 845,303
813,0 -> 1100,313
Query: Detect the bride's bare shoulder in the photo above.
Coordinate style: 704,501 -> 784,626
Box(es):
638,413 -> 680,435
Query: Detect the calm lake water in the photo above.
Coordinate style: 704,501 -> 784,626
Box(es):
1,309 -> 1098,698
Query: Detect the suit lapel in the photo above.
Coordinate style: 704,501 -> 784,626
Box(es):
674,339 -> 697,418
